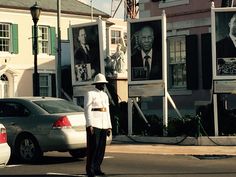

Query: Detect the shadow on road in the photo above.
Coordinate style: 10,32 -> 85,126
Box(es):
8,155 -> 85,165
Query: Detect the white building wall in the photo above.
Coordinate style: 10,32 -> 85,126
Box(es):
0,7 -> 126,97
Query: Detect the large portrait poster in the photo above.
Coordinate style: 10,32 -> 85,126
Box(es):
128,16 -> 163,85
212,8 -> 236,80
70,21 -> 105,85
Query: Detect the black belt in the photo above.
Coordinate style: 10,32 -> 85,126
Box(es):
91,108 -> 106,112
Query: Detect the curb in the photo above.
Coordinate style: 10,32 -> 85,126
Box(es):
106,144 -> 236,156
112,135 -> 236,146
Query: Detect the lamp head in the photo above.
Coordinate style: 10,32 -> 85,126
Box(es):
30,2 -> 42,24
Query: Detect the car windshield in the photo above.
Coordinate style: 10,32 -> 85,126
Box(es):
33,99 -> 84,114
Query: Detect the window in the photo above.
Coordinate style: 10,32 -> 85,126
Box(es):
0,102 -> 30,117
39,74 -> 51,96
159,0 -> 189,8
111,30 -> 121,44
32,25 -> 56,55
168,36 -> 186,88
0,23 -> 18,53
33,99 -> 84,114
38,26 -> 49,54
39,73 -> 56,97
0,23 -> 10,52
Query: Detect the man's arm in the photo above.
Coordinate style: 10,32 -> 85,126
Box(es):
84,91 -> 93,127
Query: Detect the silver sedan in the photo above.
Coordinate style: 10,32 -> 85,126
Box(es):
0,97 -> 88,163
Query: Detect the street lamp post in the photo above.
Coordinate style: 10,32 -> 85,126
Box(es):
30,2 -> 42,96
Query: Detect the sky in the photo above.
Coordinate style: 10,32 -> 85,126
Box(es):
79,0 -> 124,19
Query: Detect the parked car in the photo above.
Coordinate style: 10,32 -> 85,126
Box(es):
0,123 -> 11,167
0,97 -> 89,163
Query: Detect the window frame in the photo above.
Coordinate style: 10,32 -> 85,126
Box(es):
111,30 -> 121,45
167,35 -> 187,89
39,73 -> 52,96
159,0 -> 189,8
0,102 -> 30,117
0,23 -> 11,53
38,25 -> 50,54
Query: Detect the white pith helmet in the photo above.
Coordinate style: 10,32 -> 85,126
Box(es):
93,73 -> 108,84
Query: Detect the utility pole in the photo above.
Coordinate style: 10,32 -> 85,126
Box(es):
57,0 -> 62,98
91,0 -> 93,21
125,0 -> 139,19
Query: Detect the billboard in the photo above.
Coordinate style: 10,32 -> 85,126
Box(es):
212,7 -> 236,80
128,16 -> 163,85
69,20 -> 105,86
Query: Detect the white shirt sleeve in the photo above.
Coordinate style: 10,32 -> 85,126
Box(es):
84,91 -> 93,127
104,92 -> 112,129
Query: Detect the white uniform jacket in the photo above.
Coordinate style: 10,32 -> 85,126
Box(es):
84,88 -> 112,129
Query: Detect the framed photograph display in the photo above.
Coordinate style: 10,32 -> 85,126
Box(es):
212,7 -> 236,80
128,16 -> 164,85
70,20 -> 105,85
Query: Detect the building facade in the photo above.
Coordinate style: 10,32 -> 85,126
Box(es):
136,0 -> 236,136
0,0 -> 129,99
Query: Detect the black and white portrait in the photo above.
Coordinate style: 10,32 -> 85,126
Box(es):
71,24 -> 101,84
215,11 -> 236,76
129,18 -> 162,82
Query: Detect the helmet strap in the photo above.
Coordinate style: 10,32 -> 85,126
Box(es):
95,83 -> 105,91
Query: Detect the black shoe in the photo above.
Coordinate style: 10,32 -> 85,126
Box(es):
95,171 -> 105,176
87,172 -> 95,177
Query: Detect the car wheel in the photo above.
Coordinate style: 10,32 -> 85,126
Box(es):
15,134 -> 42,163
69,148 -> 87,158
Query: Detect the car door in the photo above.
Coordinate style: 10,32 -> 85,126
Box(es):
0,101 -> 30,147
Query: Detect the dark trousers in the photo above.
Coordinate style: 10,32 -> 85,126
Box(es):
86,127 -> 107,176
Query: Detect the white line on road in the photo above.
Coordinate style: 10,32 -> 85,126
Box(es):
104,156 -> 114,159
47,172 -> 85,176
5,165 -> 22,168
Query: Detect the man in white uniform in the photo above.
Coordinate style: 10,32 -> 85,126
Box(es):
84,73 -> 112,177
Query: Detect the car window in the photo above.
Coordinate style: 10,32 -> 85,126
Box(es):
33,99 -> 84,114
0,102 -> 30,117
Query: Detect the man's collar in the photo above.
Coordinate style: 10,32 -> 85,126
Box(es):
141,49 -> 152,58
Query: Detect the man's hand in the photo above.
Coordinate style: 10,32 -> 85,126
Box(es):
107,128 -> 112,137
89,126 -> 94,135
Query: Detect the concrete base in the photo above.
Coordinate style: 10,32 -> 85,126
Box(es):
112,135 -> 236,146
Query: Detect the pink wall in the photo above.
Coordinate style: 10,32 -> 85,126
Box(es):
144,0 -> 230,22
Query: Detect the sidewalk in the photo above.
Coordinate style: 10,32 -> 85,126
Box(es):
106,144 -> 236,156
105,135 -> 236,156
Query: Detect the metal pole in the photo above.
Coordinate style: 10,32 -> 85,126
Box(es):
91,0 -> 93,21
57,0 -> 62,98
33,22 -> 39,96
213,94 -> 219,136
162,10 -> 168,136
167,92 -> 182,119
128,98 -> 133,135
132,98 -> 150,127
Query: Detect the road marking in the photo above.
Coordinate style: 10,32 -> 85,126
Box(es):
104,156 -> 114,159
47,172 -> 85,176
5,165 -> 22,168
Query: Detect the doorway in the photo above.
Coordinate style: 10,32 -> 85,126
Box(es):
0,74 -> 9,98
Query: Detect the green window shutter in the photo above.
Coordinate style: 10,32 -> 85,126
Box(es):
186,35 -> 199,90
50,27 -> 56,55
11,24 -> 18,54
